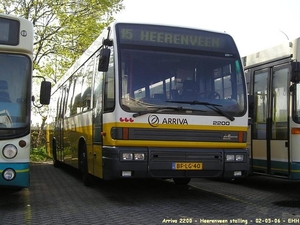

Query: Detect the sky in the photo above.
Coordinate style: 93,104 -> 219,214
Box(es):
114,0 -> 300,56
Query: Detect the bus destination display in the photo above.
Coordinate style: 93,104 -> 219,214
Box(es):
117,23 -> 237,53
0,18 -> 19,45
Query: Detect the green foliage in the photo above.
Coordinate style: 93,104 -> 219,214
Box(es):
31,129 -> 51,162
30,146 -> 52,162
0,0 -> 124,82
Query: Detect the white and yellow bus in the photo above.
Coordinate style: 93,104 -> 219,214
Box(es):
243,37 -> 300,179
48,22 -> 249,185
0,14 -> 50,188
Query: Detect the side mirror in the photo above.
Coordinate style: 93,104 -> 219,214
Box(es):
290,62 -> 300,83
98,48 -> 111,72
40,81 -> 51,105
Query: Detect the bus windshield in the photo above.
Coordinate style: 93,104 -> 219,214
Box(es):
119,47 -> 246,117
117,24 -> 246,118
0,53 -> 31,129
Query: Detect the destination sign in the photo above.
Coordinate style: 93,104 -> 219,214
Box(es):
0,17 -> 19,45
116,23 -> 237,53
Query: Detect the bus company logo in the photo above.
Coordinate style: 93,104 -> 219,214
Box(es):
213,121 -> 230,126
162,118 -> 188,125
148,115 -> 189,127
148,115 -> 159,127
119,117 -> 134,122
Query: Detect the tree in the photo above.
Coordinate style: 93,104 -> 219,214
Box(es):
0,0 -> 124,148
0,0 -> 123,81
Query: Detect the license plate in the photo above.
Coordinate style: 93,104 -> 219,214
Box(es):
172,162 -> 203,170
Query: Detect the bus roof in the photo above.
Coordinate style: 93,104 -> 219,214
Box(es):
242,37 -> 300,69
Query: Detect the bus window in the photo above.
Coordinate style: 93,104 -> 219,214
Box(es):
272,66 -> 289,140
81,56 -> 94,112
70,68 -> 84,114
103,47 -> 115,112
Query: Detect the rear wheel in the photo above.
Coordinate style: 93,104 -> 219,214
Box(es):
173,178 -> 191,185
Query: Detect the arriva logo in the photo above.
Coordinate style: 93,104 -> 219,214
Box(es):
148,115 -> 159,127
162,118 -> 188,125
148,115 -> 188,127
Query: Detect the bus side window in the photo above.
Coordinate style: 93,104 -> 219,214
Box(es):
71,94 -> 82,115
81,56 -> 94,112
70,68 -> 84,115
93,59 -> 104,114
82,87 -> 91,111
65,77 -> 75,117
103,47 -> 115,112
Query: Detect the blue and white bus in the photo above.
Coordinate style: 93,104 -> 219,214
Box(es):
0,14 -> 50,188
243,37 -> 300,179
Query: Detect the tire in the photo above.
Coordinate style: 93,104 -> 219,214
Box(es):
173,178 -> 191,185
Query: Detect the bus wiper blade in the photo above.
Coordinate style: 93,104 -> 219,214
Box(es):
166,100 -> 235,121
132,106 -> 205,118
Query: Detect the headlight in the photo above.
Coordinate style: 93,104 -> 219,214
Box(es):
235,154 -> 244,161
3,144 -> 18,159
226,154 -> 235,162
3,168 -> 16,181
122,153 -> 133,160
134,153 -> 145,160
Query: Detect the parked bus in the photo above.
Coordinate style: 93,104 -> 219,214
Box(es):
243,37 -> 300,179
0,14 -> 51,188
48,22 -> 249,185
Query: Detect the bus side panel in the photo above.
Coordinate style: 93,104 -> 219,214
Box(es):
252,140 -> 268,173
291,131 -> 300,162
270,140 -> 288,177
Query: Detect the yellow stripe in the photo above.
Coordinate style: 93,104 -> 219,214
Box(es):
104,139 -> 247,148
16,169 -> 30,173
103,122 -> 248,131
0,169 -> 29,173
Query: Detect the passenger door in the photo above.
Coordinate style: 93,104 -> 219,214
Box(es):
251,64 -> 289,177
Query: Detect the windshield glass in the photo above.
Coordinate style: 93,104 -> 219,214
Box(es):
119,49 -> 246,117
0,53 -> 31,129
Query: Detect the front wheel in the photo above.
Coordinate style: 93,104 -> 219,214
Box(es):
173,178 -> 191,185
79,145 -> 93,186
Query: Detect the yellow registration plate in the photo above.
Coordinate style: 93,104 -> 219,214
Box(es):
172,162 -> 203,170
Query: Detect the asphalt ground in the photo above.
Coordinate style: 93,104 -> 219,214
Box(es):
1,162 -> 300,225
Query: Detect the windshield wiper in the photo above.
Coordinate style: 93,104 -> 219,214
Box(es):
166,100 -> 235,121
132,106 -> 206,118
